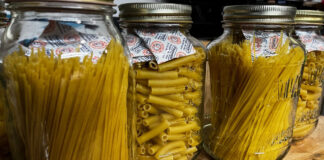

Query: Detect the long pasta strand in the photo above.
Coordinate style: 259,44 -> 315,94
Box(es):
206,38 -> 304,160
2,39 -> 129,160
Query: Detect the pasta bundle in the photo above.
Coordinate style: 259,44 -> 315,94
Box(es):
133,47 -> 206,160
206,38 -> 304,159
293,51 -> 324,139
1,39 -> 129,160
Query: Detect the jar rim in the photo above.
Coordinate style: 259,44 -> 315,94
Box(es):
119,3 -> 192,24
6,0 -> 115,12
223,5 -> 296,25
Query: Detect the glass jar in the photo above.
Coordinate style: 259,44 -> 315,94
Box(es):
0,1 -> 130,160
0,4 -> 9,158
119,3 -> 206,160
204,5 -> 305,160
292,10 -> 324,140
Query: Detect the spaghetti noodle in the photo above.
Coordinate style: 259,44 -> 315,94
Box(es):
206,38 -> 304,159
2,39 -> 129,160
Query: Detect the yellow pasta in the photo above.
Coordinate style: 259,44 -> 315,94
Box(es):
160,155 -> 174,160
159,132 -> 168,142
155,141 -> 186,159
178,68 -> 202,81
137,120 -> 171,144
138,145 -> 146,155
151,86 -> 187,95
168,147 -> 187,155
306,92 -> 321,101
136,70 -> 178,79
137,83 -> 151,95
139,111 -> 149,118
149,60 -> 159,70
183,147 -> 197,154
148,145 -> 161,155
158,54 -> 198,72
167,121 -> 199,134
148,78 -> 189,87
183,91 -> 201,100
167,134 -> 186,141
180,107 -> 198,116
170,118 -> 187,126
161,94 -> 185,102
294,50 -> 324,140
161,114 -> 176,120
207,37 -> 304,159
143,115 -> 161,126
132,47 -> 206,160
137,93 -> 148,104
147,95 -> 185,109
2,39 -> 129,159
155,106 -> 184,118
175,156 -> 188,160
143,104 -> 160,114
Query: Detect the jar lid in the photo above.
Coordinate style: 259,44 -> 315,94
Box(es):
119,3 -> 192,23
295,10 -> 324,25
223,5 -> 297,24
6,0 -> 115,11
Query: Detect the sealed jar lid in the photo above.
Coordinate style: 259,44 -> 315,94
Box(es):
6,0 -> 114,11
223,5 -> 297,24
119,3 -> 192,23
295,10 -> 324,25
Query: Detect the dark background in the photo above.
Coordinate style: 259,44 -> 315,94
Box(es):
165,0 -> 322,39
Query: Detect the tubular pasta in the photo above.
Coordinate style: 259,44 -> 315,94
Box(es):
155,106 -> 184,118
151,86 -> 187,95
147,95 -> 185,109
154,141 -> 186,159
167,121 -> 199,134
136,70 -> 178,79
158,54 -> 198,72
136,83 -> 151,95
137,120 -> 171,144
148,78 -> 189,87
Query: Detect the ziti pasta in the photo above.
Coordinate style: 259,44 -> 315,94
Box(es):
293,10 -> 324,140
119,3 -> 207,160
131,46 -> 205,160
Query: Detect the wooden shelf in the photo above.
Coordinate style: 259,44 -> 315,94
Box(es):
196,116 -> 324,160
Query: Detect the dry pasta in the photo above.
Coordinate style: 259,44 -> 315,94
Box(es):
132,47 -> 206,160
293,51 -> 324,139
206,38 -> 304,159
1,39 -> 129,160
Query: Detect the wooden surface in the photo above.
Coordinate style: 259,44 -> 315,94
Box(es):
197,116 -> 324,160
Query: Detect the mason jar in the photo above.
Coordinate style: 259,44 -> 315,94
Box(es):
0,0 -> 131,159
292,10 -> 324,140
0,3 -> 9,158
204,5 -> 305,160
119,3 -> 206,160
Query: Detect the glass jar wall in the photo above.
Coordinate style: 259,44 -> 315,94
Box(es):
204,5 -> 305,160
0,1 -> 130,159
292,10 -> 324,140
0,5 -> 9,158
119,3 -> 206,160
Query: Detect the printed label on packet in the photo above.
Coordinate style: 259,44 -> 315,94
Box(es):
124,29 -> 195,64
242,30 -> 289,60
295,30 -> 324,52
19,21 -> 111,63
